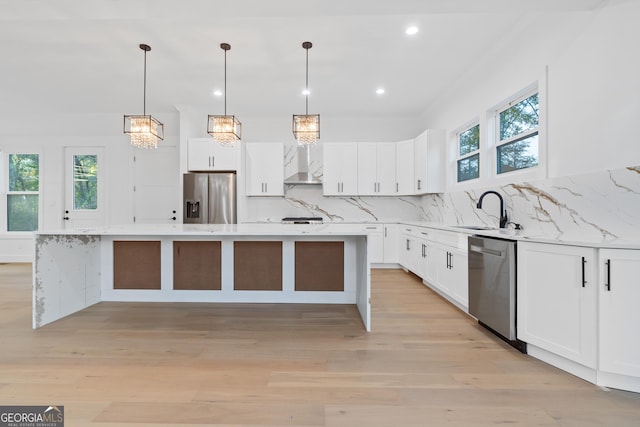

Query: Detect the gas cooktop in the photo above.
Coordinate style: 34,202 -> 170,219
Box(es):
281,217 -> 324,224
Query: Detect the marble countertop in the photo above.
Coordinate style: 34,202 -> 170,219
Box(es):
35,223 -> 370,237
394,221 -> 640,250
38,221 -> 640,249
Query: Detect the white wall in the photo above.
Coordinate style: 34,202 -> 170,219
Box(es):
421,1 -> 640,178
0,111 -> 180,261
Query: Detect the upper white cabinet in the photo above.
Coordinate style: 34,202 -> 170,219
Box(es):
395,139 -> 414,195
323,143 -> 358,196
413,129 -> 445,194
357,143 -> 396,196
245,142 -> 284,196
517,242 -> 597,369
187,138 -> 239,171
598,249 -> 640,386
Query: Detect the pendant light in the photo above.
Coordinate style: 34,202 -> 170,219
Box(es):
208,43 -> 241,144
124,44 -> 164,149
293,41 -> 320,145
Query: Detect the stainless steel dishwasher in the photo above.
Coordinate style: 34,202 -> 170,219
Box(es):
468,235 -> 526,353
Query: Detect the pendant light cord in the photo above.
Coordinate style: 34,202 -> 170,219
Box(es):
224,48 -> 227,116
305,46 -> 309,115
143,48 -> 147,116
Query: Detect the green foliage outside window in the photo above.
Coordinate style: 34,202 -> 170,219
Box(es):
459,124 -> 480,156
497,93 -> 539,174
8,154 -> 39,231
73,155 -> 98,210
457,124 -> 480,182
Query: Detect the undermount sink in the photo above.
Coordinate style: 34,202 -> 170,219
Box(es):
450,225 -> 496,230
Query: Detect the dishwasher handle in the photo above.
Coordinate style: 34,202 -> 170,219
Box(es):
469,244 -> 504,257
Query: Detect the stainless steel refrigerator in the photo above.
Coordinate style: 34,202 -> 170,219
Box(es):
183,173 -> 237,224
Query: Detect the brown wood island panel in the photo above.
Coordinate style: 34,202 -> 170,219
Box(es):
234,241 -> 283,290
295,241 -> 344,291
173,241 -> 221,290
113,241 -> 161,289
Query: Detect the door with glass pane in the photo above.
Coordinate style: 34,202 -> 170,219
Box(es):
64,147 -> 105,229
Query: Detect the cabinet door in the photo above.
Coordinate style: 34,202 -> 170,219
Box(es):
413,133 -> 427,193
357,143 -> 378,196
383,224 -> 399,263
245,143 -> 284,196
340,143 -> 359,195
399,228 -> 414,270
323,143 -> 342,196
188,138 -> 238,171
364,225 -> 384,263
377,143 -> 396,195
517,242 -> 597,368
261,143 -> 284,195
444,247 -> 468,309
396,139 -> 414,195
599,249 -> 640,378
413,130 -> 445,194
187,139 -> 214,171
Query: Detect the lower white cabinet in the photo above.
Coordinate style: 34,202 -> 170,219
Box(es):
400,226 -> 419,273
428,231 -> 468,309
383,224 -> 399,263
517,242 -> 597,368
363,224 -> 384,264
598,249 -> 640,385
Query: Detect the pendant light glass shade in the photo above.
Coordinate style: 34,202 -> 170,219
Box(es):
124,44 -> 164,149
208,43 -> 241,144
292,114 -> 320,144
208,115 -> 241,143
293,41 -> 320,145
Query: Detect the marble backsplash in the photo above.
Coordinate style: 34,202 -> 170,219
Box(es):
420,165 -> 640,241
244,143 -> 423,222
246,143 -> 639,240
244,184 -> 423,223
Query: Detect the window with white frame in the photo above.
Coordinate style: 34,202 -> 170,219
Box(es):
456,123 -> 480,182
496,91 -> 539,174
6,153 -> 40,231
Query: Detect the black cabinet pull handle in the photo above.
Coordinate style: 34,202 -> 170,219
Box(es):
605,259 -> 611,291
581,257 -> 586,287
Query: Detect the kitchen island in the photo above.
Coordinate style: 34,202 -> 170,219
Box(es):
33,224 -> 370,330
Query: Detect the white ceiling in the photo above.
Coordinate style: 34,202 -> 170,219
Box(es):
0,0 -> 608,119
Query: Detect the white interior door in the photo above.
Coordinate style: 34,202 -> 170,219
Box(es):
64,147 -> 105,229
133,145 -> 179,224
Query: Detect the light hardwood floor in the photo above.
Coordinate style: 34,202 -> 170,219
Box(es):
1,263 -> 639,426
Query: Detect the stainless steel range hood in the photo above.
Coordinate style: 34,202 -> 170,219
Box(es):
284,145 -> 322,185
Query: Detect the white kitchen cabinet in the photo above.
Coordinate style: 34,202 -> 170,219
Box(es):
383,223 -> 399,264
598,249 -> 640,387
363,224 -> 384,264
187,138 -> 239,171
245,142 -> 284,196
413,129 -> 445,194
357,143 -> 396,195
400,226 -> 418,273
323,143 -> 358,196
427,230 -> 468,309
395,139 -> 414,195
517,242 -> 597,369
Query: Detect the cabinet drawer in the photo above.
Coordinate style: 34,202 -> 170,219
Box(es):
436,230 -> 468,250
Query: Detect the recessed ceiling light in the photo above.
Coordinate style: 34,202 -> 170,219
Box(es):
405,26 -> 419,36
213,90 -> 223,97
376,88 -> 385,95
302,89 -> 310,96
